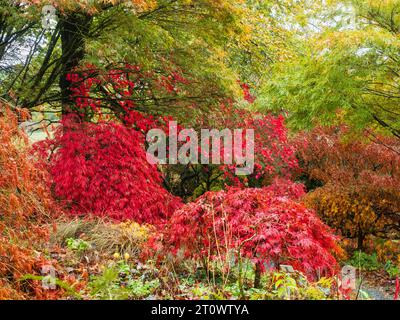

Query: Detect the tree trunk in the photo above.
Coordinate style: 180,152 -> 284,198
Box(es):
254,261 -> 262,288
59,12 -> 92,114
357,232 -> 365,251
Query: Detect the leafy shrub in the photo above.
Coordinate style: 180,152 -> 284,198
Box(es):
163,103 -> 302,200
35,116 -> 182,223
0,105 -> 58,299
151,187 -> 340,281
268,272 -> 334,300
216,106 -> 301,188
384,260 -> 400,278
297,126 -> 400,249
347,252 -> 381,271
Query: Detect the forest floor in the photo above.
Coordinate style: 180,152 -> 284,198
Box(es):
41,219 -> 398,301
362,271 -> 396,300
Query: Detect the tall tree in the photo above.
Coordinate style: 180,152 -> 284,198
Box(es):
1,0 -> 294,120
257,0 -> 400,141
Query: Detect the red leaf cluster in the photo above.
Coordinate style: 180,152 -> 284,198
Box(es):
295,126 -> 400,189
238,81 -> 256,103
155,187 -> 340,280
212,104 -> 301,187
66,63 -> 189,125
35,116 -> 182,223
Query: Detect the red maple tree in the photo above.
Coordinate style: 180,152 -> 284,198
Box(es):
151,187 -> 340,282
35,115 -> 182,223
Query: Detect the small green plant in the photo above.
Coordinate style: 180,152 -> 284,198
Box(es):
189,283 -> 209,299
87,261 -> 160,300
273,272 -> 298,299
128,279 -> 160,298
384,260 -> 400,278
348,252 -> 381,271
66,238 -> 90,253
88,266 -> 130,300
357,289 -> 370,300
301,277 -> 334,300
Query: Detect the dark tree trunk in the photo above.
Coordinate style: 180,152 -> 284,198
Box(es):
59,12 -> 92,114
357,233 -> 365,251
254,261 -> 262,288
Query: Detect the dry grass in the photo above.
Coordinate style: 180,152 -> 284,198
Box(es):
50,217 -> 100,245
50,217 -> 153,259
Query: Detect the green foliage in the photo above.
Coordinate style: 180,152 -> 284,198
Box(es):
182,271 -> 334,300
1,0 -> 297,117
269,273 -> 334,300
87,261 -> 160,300
20,274 -> 83,299
256,0 -> 400,139
348,252 -> 381,271
88,265 -> 131,300
384,260 -> 400,278
65,238 -> 91,253
2,0 -> 399,301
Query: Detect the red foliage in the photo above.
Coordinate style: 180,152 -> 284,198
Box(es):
66,63 -> 189,124
212,104 -> 301,188
238,81 -> 256,103
67,64 -> 300,194
34,63 -> 187,223
35,116 -> 182,223
295,126 -> 400,189
154,187 -> 340,280
264,177 -> 306,200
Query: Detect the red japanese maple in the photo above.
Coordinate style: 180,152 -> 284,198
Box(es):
155,187 -> 340,280
198,103 -> 301,188
35,115 -> 182,223
33,63 -> 190,222
66,63 -> 189,125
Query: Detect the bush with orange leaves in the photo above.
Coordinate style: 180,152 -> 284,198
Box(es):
0,104 -> 58,299
296,126 -> 400,250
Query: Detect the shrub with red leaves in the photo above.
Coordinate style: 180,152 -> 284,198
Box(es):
156,187 -> 340,280
35,116 -> 182,223
221,109 -> 300,187
165,102 -> 302,199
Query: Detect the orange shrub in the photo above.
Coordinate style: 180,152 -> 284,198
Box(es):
0,104 -> 58,299
297,126 -> 400,249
